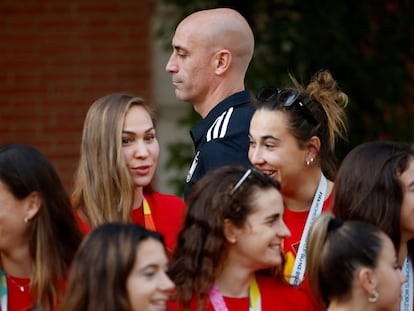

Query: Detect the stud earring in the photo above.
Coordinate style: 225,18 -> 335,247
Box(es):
306,158 -> 314,166
24,217 -> 29,223
368,290 -> 379,303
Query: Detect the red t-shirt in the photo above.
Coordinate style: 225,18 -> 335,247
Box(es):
282,192 -> 332,260
167,274 -> 316,311
282,192 -> 332,311
76,191 -> 186,255
4,276 -> 67,311
6,276 -> 33,311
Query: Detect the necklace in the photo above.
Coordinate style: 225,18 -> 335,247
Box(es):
6,274 -> 30,292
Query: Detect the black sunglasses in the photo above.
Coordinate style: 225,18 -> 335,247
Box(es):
257,87 -> 318,126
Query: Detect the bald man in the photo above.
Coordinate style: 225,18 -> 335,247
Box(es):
166,8 -> 255,199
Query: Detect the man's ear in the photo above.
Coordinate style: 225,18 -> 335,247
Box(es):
224,218 -> 239,244
214,49 -> 232,75
24,191 -> 42,222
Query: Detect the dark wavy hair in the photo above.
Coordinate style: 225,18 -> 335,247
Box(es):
168,164 -> 282,311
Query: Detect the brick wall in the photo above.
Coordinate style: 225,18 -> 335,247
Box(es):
0,0 -> 154,193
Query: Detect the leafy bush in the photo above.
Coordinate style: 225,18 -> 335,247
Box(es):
159,0 -> 414,195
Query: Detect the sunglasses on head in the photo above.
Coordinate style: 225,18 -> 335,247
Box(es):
256,87 -> 318,126
230,167 -> 273,196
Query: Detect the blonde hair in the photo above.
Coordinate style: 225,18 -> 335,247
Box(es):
72,93 -> 157,228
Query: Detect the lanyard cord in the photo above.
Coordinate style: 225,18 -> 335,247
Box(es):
209,276 -> 261,311
401,257 -> 413,311
1,270 -> 7,311
142,196 -> 156,231
289,173 -> 327,286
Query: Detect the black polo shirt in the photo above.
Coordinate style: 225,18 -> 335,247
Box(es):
184,90 -> 254,200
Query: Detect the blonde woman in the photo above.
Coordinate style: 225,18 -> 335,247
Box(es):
73,93 -> 185,254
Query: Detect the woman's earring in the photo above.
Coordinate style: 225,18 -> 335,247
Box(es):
368,289 -> 379,303
24,217 -> 29,223
306,158 -> 314,166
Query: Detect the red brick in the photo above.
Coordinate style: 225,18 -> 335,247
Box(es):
1,0 -> 152,191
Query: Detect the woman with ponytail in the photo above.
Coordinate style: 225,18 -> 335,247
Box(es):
307,213 -> 405,311
248,69 -> 348,309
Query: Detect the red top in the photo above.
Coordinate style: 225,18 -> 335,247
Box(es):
282,192 -> 332,259
76,191 -> 186,256
4,275 -> 67,311
167,274 -> 316,311
6,275 -> 33,311
282,192 -> 333,311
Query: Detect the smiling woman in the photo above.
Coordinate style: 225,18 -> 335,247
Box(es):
72,93 -> 186,255
248,70 -> 348,310
60,222 -> 175,311
167,164 -> 315,311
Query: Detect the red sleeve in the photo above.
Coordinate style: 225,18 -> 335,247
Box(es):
75,210 -> 91,235
257,275 -> 318,311
75,194 -> 186,254
141,192 -> 186,256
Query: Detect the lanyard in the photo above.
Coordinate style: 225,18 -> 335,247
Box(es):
142,196 -> 156,231
401,257 -> 413,311
209,276 -> 261,311
1,270 -> 6,311
289,173 -> 327,286
0,270 -> 37,311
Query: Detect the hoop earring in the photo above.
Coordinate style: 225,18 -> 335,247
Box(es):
368,290 -> 379,303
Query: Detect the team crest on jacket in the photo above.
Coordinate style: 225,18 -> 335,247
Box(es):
186,151 -> 199,183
